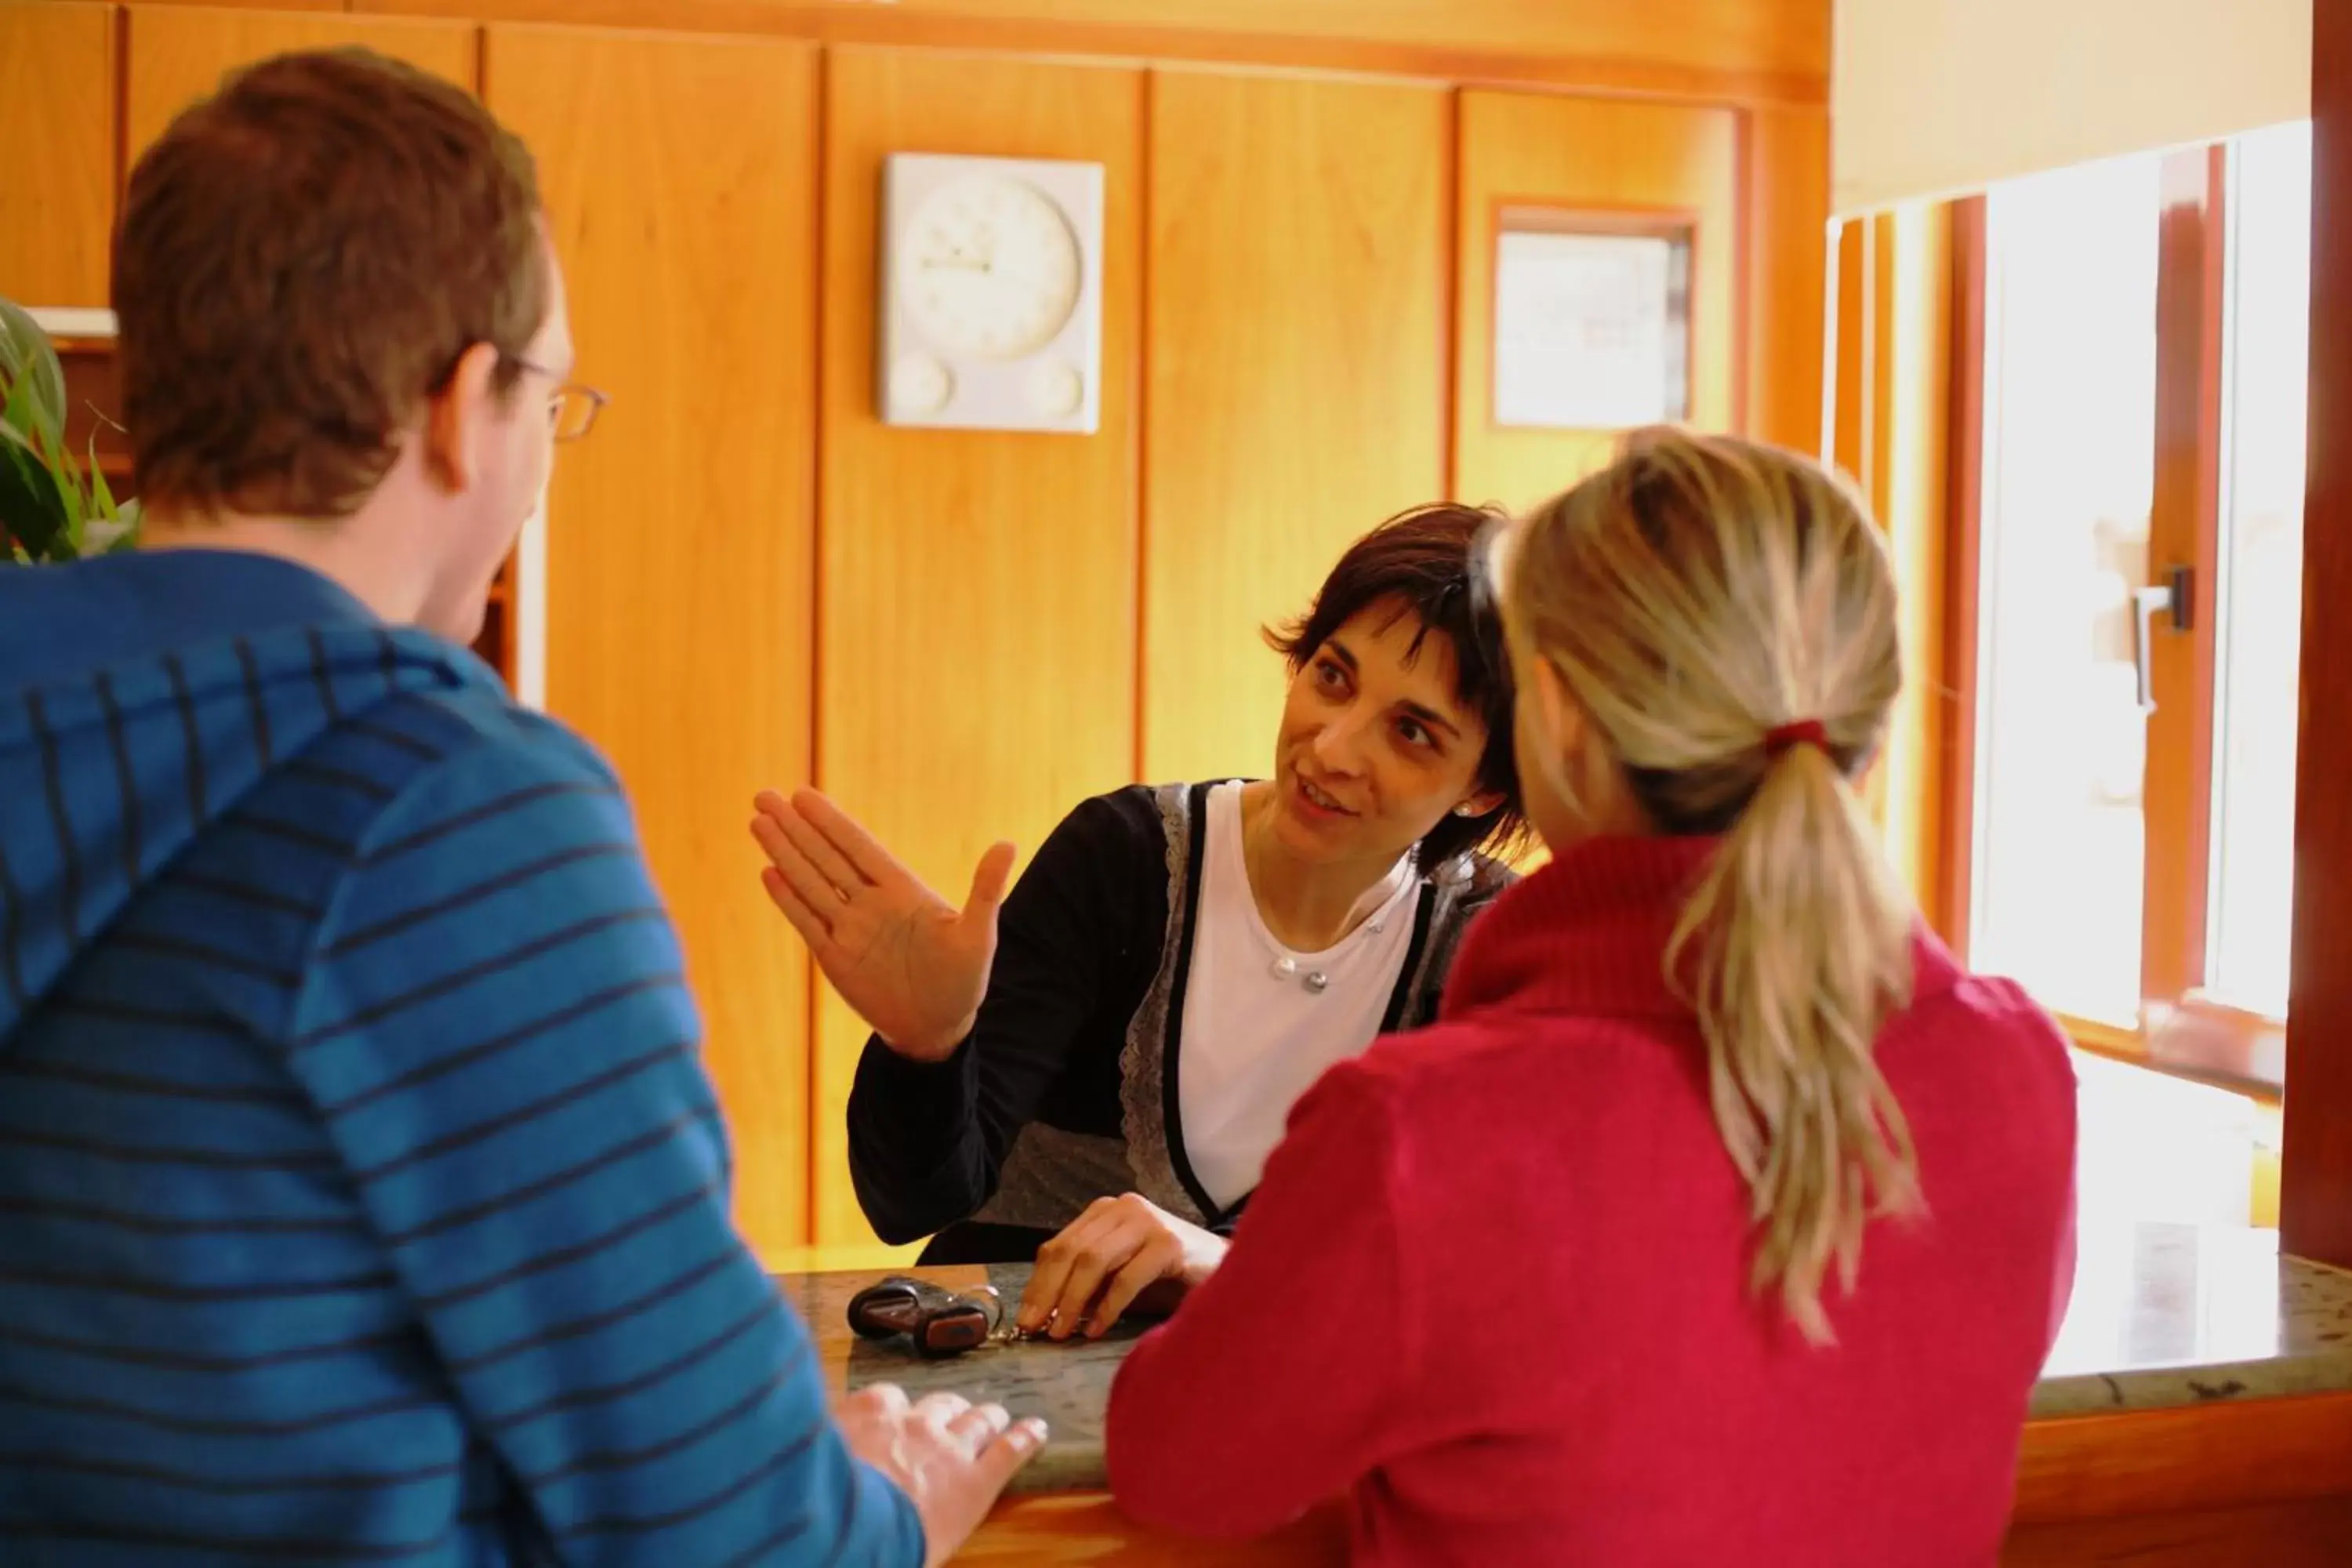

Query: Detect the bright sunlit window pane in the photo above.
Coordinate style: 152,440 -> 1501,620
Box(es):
2208,122 -> 2310,1020
1973,155 -> 2162,1025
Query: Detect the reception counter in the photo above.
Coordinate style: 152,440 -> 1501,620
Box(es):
779,1222 -> 2352,1563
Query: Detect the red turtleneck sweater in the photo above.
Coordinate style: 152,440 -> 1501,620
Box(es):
1106,837 -> 2078,1566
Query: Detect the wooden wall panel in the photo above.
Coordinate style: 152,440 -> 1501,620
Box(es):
343,0 -> 1831,105
0,2 -> 116,309
488,24 -> 821,1261
1744,103 -> 1830,453
1142,69 -> 1448,785
815,47 -> 1142,1247
125,4 -> 476,164
1453,90 -> 1741,516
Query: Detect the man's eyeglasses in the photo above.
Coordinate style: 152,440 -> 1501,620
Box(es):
508,354 -> 608,442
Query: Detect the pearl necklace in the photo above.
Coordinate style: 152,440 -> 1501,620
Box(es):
1263,906 -> 1396,996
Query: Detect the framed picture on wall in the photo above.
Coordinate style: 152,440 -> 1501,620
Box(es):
1491,210 -> 1693,430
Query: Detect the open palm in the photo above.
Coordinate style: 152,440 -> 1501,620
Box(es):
750,788 -> 1016,1061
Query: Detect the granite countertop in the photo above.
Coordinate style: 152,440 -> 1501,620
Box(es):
2034,1221 -> 2352,1414
778,1221 -> 2352,1494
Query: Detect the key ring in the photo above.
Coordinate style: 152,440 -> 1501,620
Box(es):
957,1283 -> 1046,1345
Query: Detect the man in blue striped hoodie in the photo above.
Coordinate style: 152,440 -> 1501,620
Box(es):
0,46 -> 1040,1566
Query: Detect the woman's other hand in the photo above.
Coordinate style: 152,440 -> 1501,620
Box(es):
752,788 -> 1015,1062
1019,1193 -> 1229,1339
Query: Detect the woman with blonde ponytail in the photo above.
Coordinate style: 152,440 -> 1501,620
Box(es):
1107,430 -> 2078,1566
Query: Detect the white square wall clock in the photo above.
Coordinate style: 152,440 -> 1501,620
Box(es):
878,152 -> 1105,435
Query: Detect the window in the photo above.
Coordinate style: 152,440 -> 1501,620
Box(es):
1965,126 -> 2309,1086
1972,154 -> 2161,1027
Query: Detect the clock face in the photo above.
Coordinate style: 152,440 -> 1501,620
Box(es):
898,174 -> 1082,362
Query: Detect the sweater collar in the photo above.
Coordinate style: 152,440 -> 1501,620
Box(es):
1439,835 -> 1963,1022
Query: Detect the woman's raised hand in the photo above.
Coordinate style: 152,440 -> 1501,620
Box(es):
751,788 -> 1016,1062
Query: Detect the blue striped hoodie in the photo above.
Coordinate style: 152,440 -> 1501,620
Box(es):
0,550 -> 922,1566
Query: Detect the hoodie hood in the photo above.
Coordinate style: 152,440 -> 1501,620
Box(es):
0,549 -> 500,1036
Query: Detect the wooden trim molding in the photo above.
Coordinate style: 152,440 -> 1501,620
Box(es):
316,0 -> 1828,105
2063,1001 -> 2286,1105
2012,1393 -> 2352,1525
2144,993 -> 2288,1098
1937,195 -> 1987,958
2284,0 -> 2352,1272
1828,207 -> 1951,916
2003,1495 -> 2352,1565
23,307 -> 117,338
2140,145 -> 2228,1011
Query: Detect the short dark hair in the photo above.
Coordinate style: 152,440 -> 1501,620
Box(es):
1265,504 -> 1527,872
114,47 -> 548,520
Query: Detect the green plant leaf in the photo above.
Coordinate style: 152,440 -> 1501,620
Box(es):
60,466 -> 87,557
0,297 -> 67,445
1,365 -> 63,476
0,440 -> 69,561
86,431 -> 118,521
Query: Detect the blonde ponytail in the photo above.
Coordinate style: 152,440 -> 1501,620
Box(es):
1669,739 -> 1918,1345
1506,429 -> 1921,1345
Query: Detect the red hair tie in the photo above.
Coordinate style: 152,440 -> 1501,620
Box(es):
1763,718 -> 1829,758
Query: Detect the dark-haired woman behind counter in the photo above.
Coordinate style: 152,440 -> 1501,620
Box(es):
751,504 -> 1524,1338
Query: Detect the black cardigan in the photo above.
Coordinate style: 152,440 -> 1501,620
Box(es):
844,782 -> 1514,1262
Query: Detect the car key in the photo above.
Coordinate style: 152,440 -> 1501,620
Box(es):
847,1276 -> 1029,1359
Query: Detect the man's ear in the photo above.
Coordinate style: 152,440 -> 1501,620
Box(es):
423,341 -> 503,493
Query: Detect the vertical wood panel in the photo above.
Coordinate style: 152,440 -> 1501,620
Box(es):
1141,69 -> 1448,785
125,4 -> 477,164
1454,89 -> 1742,516
1743,102 -> 1829,453
489,24 -> 820,1261
816,46 -> 1142,1247
2283,0 -> 2352,1271
0,2 -> 116,308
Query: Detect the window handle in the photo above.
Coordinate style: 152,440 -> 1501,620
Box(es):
2132,564 -> 2195,713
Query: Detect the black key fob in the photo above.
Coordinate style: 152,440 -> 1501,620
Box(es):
846,1276 -> 996,1359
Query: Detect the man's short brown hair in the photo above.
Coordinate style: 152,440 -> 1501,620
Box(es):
115,47 -> 547,520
